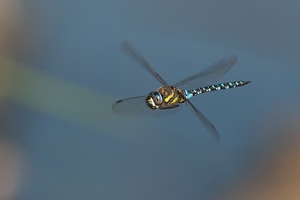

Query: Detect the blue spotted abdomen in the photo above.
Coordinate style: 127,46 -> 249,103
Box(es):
185,80 -> 251,99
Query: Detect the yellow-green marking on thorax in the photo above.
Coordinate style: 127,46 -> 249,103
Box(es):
157,86 -> 185,108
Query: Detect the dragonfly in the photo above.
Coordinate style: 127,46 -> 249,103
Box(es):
112,41 -> 251,141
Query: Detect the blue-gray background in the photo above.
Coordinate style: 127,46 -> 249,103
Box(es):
11,1 -> 300,199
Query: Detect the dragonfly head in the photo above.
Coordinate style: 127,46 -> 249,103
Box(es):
146,91 -> 163,109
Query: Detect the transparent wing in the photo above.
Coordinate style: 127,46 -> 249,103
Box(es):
173,55 -> 237,89
122,40 -> 168,86
112,96 -> 147,116
186,99 -> 219,141
112,96 -> 181,117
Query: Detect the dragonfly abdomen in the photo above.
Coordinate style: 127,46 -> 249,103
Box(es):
185,80 -> 251,98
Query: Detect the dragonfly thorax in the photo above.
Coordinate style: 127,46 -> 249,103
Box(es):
146,86 -> 186,110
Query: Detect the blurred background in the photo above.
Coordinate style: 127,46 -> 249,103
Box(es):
1,0 -> 300,199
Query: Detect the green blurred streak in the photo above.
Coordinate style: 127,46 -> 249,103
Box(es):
0,57 -> 133,139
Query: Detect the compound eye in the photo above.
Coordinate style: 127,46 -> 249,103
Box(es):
145,91 -> 163,109
152,91 -> 163,104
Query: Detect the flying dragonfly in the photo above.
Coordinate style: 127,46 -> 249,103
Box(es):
112,41 -> 251,141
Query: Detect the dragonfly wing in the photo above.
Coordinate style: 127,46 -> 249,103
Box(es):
173,55 -> 237,89
186,99 -> 219,141
122,40 -> 168,86
112,96 -> 148,116
112,95 -> 181,117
